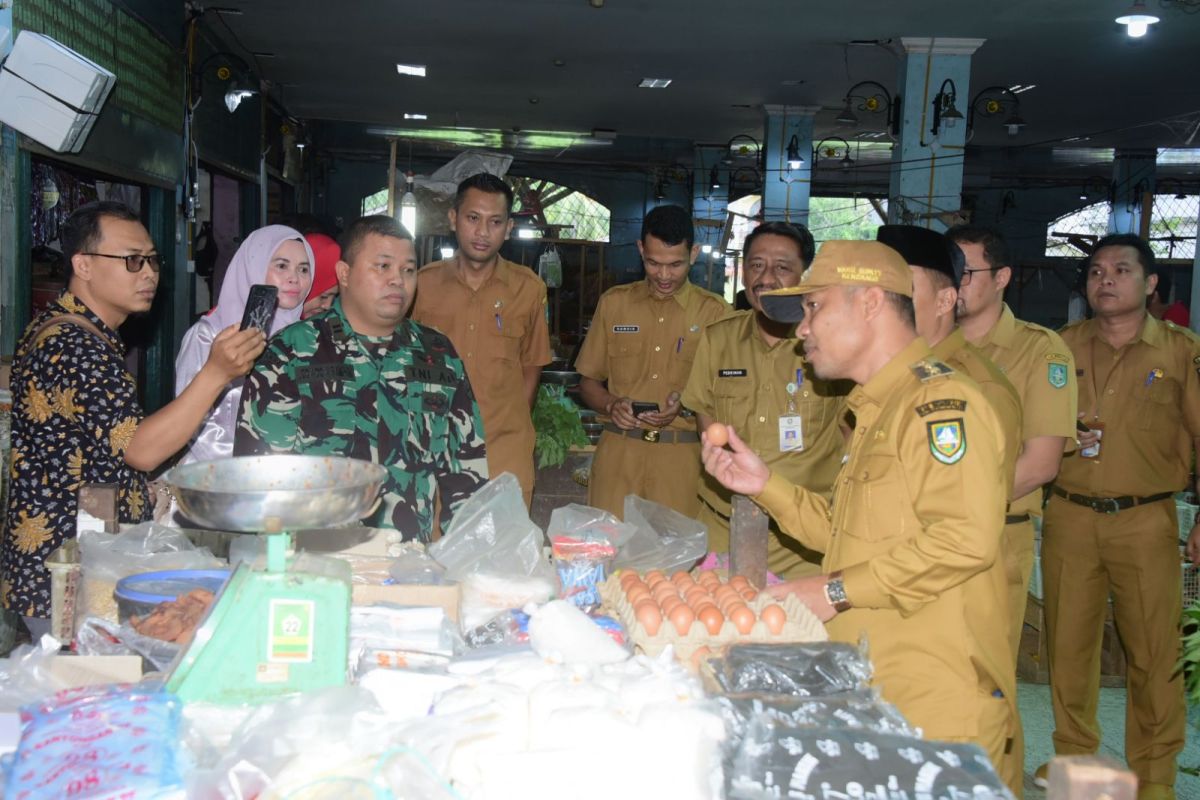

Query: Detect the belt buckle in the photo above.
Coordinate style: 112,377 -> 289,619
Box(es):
1092,497 -> 1120,515
641,428 -> 660,443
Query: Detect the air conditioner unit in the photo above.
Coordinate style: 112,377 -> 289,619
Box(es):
0,30 -> 116,153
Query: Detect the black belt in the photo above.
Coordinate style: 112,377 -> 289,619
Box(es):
602,423 -> 700,444
1050,486 -> 1175,515
1004,513 -> 1031,525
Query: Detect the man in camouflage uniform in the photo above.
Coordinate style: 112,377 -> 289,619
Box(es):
235,216 -> 487,541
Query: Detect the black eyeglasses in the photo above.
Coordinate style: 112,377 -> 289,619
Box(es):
960,266 -> 1000,285
82,252 -> 162,273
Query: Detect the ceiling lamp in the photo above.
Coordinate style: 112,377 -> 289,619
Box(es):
785,135 -> 804,170
813,137 -> 854,171
967,86 -> 1027,139
399,171 -> 417,237
835,99 -> 858,127
837,80 -> 901,137
930,79 -> 963,137
1115,1 -> 1160,37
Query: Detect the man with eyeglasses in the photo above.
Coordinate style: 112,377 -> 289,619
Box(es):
2,201 -> 265,637
948,224 -> 1077,667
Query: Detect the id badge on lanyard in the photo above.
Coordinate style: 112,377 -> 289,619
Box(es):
780,367 -> 804,452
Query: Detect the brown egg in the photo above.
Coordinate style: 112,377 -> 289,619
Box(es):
645,569 -> 666,585
635,601 -> 662,636
659,595 -> 683,617
626,586 -> 651,607
727,602 -> 755,634
728,575 -> 750,592
689,645 -> 712,671
718,596 -> 743,615
697,571 -> 721,588
670,571 -> 694,588
740,588 -> 758,602
652,584 -> 679,604
714,585 -> 740,605
619,571 -> 640,589
706,422 -> 729,447
760,604 -> 787,635
684,585 -> 712,605
669,604 -> 695,635
697,605 -> 724,635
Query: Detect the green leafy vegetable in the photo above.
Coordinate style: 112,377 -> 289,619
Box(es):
532,384 -> 590,469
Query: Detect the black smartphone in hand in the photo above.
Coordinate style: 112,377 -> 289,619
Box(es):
631,401 -> 660,416
240,284 -> 279,334
1075,419 -> 1091,433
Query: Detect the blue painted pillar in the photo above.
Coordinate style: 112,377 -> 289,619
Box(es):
888,37 -> 985,232
1108,148 -> 1156,235
762,104 -> 820,225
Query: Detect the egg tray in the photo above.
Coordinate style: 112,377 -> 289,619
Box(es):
599,574 -> 828,665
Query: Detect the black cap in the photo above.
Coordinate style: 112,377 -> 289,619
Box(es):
876,224 -> 964,285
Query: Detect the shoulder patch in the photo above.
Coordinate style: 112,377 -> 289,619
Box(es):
914,398 -> 967,417
910,359 -> 955,382
927,418 -> 967,464
1047,361 -> 1068,389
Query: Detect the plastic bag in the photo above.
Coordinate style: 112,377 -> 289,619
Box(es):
74,616 -> 183,673
548,506 -> 625,612
388,546 -> 448,585
715,689 -> 918,742
537,246 -> 562,288
7,684 -> 185,799
709,642 -> 873,696
77,523 -> 221,632
728,721 -> 1015,800
459,572 -> 555,632
613,495 -> 708,574
428,473 -> 552,582
0,635 -> 66,712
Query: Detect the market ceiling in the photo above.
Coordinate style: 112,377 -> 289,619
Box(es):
204,0 -> 1200,157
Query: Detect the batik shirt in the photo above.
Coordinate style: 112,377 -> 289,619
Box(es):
234,300 -> 489,541
2,292 -> 152,617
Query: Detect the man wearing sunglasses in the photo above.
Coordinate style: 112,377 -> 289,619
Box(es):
2,201 -> 265,638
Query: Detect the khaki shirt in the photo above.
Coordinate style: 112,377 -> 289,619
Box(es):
972,304 -> 1078,517
931,329 -> 1022,500
682,310 -> 849,515
412,258 -> 553,487
575,280 -> 729,432
755,337 -> 1013,741
1056,315 -> 1200,497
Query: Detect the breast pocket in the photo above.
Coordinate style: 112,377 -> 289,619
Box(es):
713,376 -> 754,423
1136,379 -> 1181,430
485,319 -> 527,364
667,333 -> 702,389
607,335 -> 645,386
837,453 -> 906,544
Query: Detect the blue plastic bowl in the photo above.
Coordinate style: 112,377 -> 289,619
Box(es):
114,569 -> 231,621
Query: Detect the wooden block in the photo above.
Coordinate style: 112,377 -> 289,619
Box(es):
1046,755 -> 1136,800
729,494 -> 768,588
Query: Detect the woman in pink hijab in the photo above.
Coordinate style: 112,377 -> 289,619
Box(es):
174,225 -> 314,465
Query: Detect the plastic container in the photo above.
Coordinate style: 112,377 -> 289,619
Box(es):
46,541 -> 80,645
114,569 -> 230,621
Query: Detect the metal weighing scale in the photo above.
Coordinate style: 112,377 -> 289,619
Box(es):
162,455 -> 385,705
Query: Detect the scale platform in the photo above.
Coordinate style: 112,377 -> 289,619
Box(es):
162,455 -> 386,705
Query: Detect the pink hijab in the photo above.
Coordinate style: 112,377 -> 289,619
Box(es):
209,225 -> 314,335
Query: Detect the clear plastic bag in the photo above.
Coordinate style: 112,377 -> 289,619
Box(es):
728,721 -> 1015,800
0,635 -> 66,712
388,546 -> 448,585
428,473 -> 552,583
74,615 -> 183,673
614,495 -> 708,574
548,506 -> 625,613
709,642 -> 873,696
77,523 -> 221,632
537,246 -> 562,289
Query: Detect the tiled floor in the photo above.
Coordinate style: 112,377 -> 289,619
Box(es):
1017,681 -> 1200,798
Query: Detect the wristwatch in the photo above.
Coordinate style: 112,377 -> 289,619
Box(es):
823,571 -> 851,613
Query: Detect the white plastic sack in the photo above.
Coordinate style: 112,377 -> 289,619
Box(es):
613,495 -> 708,574
526,600 -> 629,665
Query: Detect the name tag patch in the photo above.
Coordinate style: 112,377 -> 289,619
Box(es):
404,364 -> 458,385
613,325 -> 639,333
718,368 -> 747,378
421,392 -> 450,413
295,364 -> 355,384
914,398 -> 967,417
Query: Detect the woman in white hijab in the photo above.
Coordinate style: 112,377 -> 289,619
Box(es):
174,225 -> 313,465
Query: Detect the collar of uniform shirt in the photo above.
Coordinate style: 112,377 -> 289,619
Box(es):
985,303 -> 1020,350
640,277 -> 694,309
1078,313 -> 1165,349
448,257 -> 513,289
849,337 -> 930,411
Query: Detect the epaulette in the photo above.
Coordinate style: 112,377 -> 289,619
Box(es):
909,358 -> 955,382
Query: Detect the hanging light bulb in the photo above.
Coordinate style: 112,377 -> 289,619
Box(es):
399,171 -> 417,237
709,164 -> 720,191
1115,0 -> 1159,37
786,135 -> 804,170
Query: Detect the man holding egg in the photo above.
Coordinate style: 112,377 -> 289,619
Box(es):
701,240 -> 1020,796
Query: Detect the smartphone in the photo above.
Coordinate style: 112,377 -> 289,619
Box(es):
631,401 -> 660,416
1075,419 -> 1091,433
240,284 -> 279,334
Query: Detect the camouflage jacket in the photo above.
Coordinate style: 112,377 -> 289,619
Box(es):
234,300 -> 489,541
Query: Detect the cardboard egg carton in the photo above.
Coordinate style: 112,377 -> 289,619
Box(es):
600,573 -> 827,665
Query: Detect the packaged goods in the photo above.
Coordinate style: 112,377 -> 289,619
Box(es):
551,534 -> 615,613
715,689 -> 918,741
709,641 -> 873,695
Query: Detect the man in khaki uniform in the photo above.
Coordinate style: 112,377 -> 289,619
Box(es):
701,241 -> 1020,797
413,173 -> 552,508
949,224 -> 1078,660
682,221 -> 848,578
1039,233 -> 1200,800
576,205 -> 728,518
